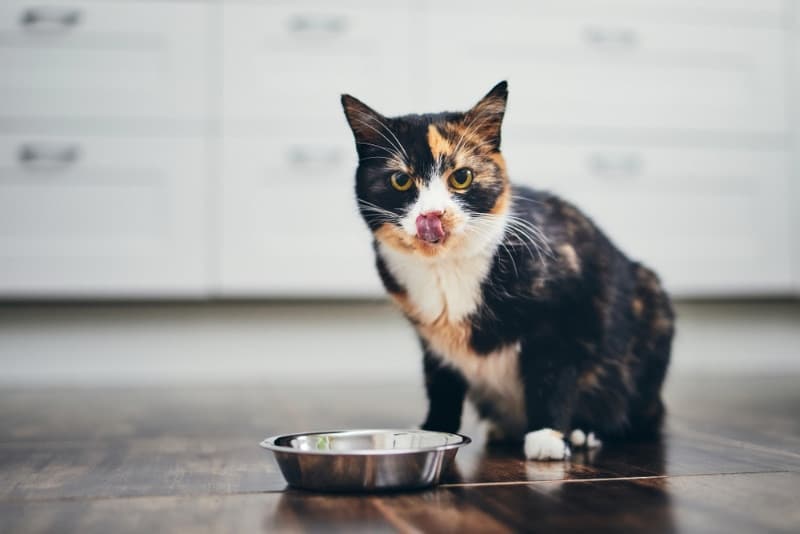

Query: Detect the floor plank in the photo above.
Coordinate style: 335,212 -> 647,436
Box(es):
2,473 -> 798,534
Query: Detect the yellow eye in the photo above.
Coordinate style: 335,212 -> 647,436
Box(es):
391,172 -> 413,191
449,168 -> 474,190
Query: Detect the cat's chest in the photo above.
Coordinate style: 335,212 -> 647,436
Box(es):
379,245 -> 492,324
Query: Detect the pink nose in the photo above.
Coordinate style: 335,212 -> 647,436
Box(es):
416,211 -> 445,243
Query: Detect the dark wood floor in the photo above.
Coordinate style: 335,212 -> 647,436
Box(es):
1,375 -> 798,533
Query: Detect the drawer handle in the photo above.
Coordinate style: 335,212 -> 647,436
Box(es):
18,143 -> 81,169
287,146 -> 342,167
583,27 -> 638,49
20,7 -> 82,31
588,153 -> 643,177
288,14 -> 347,36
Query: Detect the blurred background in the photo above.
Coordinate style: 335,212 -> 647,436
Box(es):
0,0 -> 798,386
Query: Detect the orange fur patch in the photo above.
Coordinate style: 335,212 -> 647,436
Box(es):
489,152 -> 507,174
427,124 -> 451,161
631,298 -> 644,317
558,244 -> 581,274
418,320 -> 477,360
578,367 -> 603,391
488,183 -> 511,216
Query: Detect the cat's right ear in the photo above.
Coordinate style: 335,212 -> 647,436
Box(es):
464,81 -> 509,150
341,94 -> 387,149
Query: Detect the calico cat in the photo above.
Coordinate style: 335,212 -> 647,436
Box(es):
341,82 -> 674,460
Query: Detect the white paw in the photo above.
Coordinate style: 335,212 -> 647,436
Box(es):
586,431 -> 602,449
569,428 -> 586,447
569,428 -> 602,449
524,428 -> 571,461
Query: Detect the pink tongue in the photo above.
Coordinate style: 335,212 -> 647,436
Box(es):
416,213 -> 445,243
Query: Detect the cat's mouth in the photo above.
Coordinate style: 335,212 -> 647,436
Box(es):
416,212 -> 447,244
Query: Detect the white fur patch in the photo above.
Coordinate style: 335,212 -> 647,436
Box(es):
379,243 -> 491,323
400,175 -> 452,236
380,207 -> 507,324
525,428 -> 571,461
569,428 -> 586,447
586,432 -> 602,449
570,428 -> 602,449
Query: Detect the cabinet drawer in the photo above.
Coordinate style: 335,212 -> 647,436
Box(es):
222,1 -> 413,129
426,6 -> 786,135
434,1 -> 785,25
0,0 -> 211,122
219,136 -> 381,296
0,136 -> 209,296
503,142 -> 793,295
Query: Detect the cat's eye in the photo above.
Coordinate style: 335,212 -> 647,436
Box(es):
449,168 -> 474,190
391,172 -> 413,192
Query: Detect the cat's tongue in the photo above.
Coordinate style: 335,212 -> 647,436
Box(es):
416,213 -> 446,243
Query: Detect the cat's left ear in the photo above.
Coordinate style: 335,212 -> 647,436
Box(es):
341,94 -> 389,151
464,81 -> 508,150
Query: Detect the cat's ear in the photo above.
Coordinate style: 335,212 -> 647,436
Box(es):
341,94 -> 388,149
464,81 -> 508,150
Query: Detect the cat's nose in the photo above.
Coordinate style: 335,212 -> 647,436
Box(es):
416,211 -> 446,243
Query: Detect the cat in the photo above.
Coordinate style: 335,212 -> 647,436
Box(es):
341,81 -> 674,460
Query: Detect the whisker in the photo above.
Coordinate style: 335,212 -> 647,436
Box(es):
351,112 -> 409,162
356,141 -> 401,159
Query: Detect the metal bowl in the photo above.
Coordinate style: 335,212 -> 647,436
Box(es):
260,429 -> 471,492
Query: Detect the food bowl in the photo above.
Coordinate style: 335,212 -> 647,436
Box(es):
260,429 -> 471,492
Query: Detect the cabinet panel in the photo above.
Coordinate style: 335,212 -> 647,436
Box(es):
433,1 -> 785,24
222,1 -> 413,129
425,5 -> 786,135
502,141 -> 793,295
219,135 -> 381,296
0,136 -> 209,296
0,0 -> 211,121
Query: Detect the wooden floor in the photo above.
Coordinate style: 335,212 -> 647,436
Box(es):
1,375 -> 799,533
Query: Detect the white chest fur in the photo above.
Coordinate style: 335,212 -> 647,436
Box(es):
379,243 -> 494,324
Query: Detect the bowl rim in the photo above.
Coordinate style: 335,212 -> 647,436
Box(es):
260,428 -> 472,456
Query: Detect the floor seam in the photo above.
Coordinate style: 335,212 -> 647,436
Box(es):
0,470 -> 793,504
438,469 -> 795,488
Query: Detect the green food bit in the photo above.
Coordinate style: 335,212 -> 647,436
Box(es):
315,436 -> 332,450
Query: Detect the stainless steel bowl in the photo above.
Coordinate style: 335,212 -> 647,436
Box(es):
260,429 -> 471,492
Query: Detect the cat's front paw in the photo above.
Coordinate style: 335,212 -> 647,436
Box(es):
524,428 -> 571,461
569,428 -> 602,449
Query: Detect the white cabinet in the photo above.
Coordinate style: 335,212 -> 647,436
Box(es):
219,135 -> 381,296
0,0 -> 795,298
434,0 -> 785,23
222,1 -> 414,128
0,136 -> 210,297
0,1 -> 211,122
503,142 -> 793,295
793,1 -> 800,295
425,2 -> 787,136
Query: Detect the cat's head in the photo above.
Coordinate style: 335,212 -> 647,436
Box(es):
342,82 -> 510,259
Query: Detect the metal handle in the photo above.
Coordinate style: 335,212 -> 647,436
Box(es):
18,143 -> 81,169
288,14 -> 347,36
583,27 -> 638,49
588,153 -> 643,177
20,7 -> 82,32
287,146 -> 342,168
